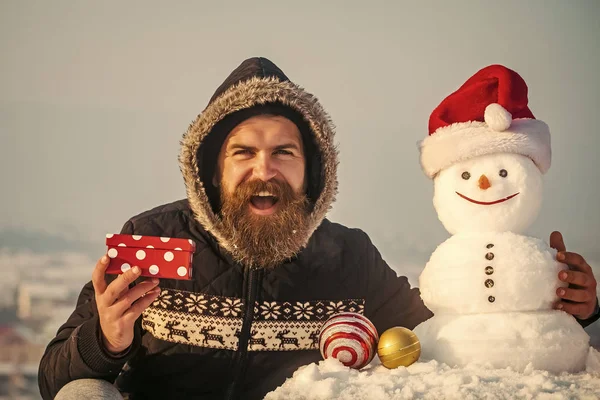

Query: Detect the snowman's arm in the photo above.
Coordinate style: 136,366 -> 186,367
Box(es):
358,230 -> 434,334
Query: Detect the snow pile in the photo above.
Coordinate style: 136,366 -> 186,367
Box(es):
266,348 -> 600,400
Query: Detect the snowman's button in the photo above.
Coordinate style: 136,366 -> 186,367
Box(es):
485,252 -> 494,260
485,266 -> 494,275
488,296 -> 496,303
485,279 -> 494,288
486,243 -> 494,249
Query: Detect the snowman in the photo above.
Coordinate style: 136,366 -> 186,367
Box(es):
413,65 -> 590,373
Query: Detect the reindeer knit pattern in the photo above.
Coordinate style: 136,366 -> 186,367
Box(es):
276,330 -> 300,349
200,326 -> 225,346
142,288 -> 365,352
249,330 -> 267,349
165,321 -> 190,341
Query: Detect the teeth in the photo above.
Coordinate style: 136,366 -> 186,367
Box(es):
256,191 -> 273,197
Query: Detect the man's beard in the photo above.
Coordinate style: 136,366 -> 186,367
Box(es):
219,179 -> 311,269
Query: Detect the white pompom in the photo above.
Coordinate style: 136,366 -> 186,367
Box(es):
484,103 -> 512,131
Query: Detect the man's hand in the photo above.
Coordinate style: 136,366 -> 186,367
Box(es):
92,255 -> 161,354
550,231 -> 598,320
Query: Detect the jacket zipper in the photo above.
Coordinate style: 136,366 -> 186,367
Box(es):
225,267 -> 260,399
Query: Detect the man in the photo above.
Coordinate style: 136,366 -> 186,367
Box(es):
38,57 -> 599,400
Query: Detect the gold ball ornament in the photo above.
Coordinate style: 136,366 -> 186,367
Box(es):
377,326 -> 421,369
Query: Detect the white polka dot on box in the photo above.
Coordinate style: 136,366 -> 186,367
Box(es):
105,234 -> 196,280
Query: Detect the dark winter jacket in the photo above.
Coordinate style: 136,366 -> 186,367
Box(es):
37,57 -> 434,399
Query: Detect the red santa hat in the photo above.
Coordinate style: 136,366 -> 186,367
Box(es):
419,64 -> 551,178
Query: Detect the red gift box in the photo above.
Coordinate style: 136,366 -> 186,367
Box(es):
105,234 -> 196,280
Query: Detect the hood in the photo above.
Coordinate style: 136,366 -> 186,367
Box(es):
179,57 -> 338,264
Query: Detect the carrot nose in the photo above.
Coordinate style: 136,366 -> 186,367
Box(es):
478,175 -> 491,190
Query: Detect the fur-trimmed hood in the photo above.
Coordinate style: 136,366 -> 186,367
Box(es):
178,57 -> 338,265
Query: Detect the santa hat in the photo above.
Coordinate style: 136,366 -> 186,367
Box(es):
419,64 -> 551,178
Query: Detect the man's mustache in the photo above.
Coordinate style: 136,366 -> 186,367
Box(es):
233,179 -> 296,202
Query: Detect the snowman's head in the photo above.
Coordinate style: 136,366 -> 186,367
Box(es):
433,152 -> 543,234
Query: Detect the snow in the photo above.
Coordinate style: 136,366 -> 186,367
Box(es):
266,350 -> 600,400
414,311 -> 589,374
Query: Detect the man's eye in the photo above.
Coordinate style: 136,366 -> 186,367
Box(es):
233,149 -> 252,156
274,149 -> 292,155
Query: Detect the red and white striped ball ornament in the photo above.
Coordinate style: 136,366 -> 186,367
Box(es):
319,312 -> 379,369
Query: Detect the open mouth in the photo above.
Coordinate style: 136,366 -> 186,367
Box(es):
456,192 -> 520,205
249,191 -> 279,214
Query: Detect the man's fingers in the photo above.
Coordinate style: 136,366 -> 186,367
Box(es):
559,270 -> 593,288
103,266 -> 142,306
92,255 -> 110,295
557,251 -> 592,273
556,287 -> 595,303
124,287 -> 161,321
555,301 -> 590,319
550,231 -> 566,252
112,279 -> 160,312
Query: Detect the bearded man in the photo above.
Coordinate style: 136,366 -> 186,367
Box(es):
37,57 -> 598,400
38,56 -> 432,400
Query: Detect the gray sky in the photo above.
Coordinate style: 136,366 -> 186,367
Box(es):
1,0 -> 599,266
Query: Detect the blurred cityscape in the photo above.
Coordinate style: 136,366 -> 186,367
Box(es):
0,230 -> 94,400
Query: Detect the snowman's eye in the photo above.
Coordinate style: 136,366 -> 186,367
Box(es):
499,169 -> 508,178
461,171 -> 471,180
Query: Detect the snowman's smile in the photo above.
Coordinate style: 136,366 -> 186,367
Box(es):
456,192 -> 520,205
